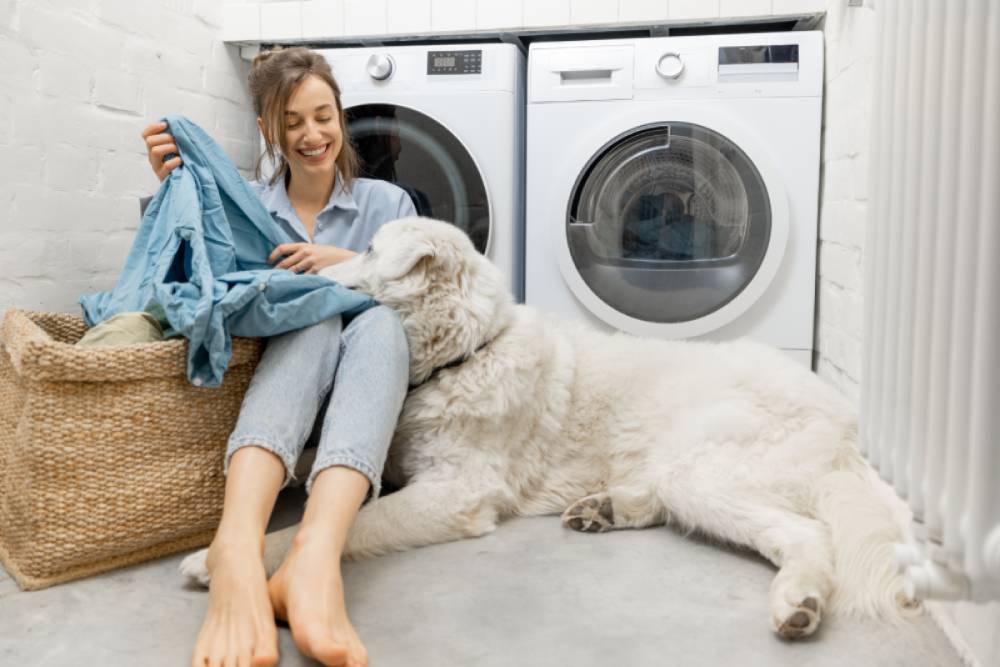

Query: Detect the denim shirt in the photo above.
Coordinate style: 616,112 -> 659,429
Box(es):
253,174 -> 416,252
79,115 -> 378,388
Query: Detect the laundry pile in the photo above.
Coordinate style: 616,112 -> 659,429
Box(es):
79,115 -> 374,388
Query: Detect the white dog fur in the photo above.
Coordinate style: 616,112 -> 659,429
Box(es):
181,217 -> 918,638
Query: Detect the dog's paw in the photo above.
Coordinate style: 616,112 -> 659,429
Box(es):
561,493 -> 615,533
179,547 -> 211,588
773,594 -> 822,640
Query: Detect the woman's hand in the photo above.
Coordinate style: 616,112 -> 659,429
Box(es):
142,121 -> 182,182
269,243 -> 358,274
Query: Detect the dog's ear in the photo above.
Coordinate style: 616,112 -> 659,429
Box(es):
377,237 -> 437,281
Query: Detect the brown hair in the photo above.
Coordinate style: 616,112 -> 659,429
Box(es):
248,46 -> 359,189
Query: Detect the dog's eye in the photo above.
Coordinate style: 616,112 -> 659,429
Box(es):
365,243 -> 374,256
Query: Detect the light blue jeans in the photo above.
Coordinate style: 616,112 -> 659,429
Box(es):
224,305 -> 409,497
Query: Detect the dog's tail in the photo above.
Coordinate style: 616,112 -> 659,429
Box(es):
813,456 -> 922,620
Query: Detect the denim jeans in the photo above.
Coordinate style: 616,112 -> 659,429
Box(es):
224,305 -> 409,497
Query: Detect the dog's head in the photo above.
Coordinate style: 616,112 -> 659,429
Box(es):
322,217 -> 514,385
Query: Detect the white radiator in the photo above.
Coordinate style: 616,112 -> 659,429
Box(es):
860,0 -> 1000,602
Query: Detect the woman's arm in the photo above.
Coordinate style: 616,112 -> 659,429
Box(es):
270,182 -> 418,274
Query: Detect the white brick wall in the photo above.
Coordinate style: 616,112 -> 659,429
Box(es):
0,0 -> 256,318
814,0 -> 871,405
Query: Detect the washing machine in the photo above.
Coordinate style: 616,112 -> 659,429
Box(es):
314,44 -> 525,300
525,32 -> 822,367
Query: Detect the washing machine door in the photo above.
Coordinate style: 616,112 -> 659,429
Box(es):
557,114 -> 789,339
345,103 -> 491,255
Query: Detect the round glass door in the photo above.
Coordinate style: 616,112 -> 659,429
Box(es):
345,104 -> 490,254
567,123 -> 771,323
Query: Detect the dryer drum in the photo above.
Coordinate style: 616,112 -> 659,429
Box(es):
567,123 -> 772,323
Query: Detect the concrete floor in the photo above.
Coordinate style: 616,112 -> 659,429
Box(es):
0,487 -> 963,667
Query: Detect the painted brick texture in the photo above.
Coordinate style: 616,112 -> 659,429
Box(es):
0,0 -> 255,318
814,0 -> 874,406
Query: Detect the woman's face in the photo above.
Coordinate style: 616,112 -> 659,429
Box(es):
276,74 -> 344,183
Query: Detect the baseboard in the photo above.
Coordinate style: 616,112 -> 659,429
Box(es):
925,600 -> 983,667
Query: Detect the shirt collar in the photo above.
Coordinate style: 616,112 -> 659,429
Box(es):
259,171 -> 359,222
326,174 -> 358,214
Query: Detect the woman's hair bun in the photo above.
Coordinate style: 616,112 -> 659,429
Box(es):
251,46 -> 284,71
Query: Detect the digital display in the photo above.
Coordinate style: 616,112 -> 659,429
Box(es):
427,50 -> 482,75
718,44 -> 799,65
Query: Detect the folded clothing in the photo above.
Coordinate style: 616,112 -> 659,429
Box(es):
75,312 -> 165,348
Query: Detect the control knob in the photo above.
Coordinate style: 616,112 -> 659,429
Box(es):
367,54 -> 395,81
656,52 -> 685,80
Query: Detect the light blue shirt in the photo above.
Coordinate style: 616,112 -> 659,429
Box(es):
252,174 -> 417,252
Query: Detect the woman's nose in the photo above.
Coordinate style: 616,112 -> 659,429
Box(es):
303,120 -> 323,143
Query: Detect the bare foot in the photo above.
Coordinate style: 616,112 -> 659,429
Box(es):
191,540 -> 279,667
268,535 -> 368,667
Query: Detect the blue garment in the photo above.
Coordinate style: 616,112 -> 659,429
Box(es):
254,174 -> 416,249
79,115 -> 376,388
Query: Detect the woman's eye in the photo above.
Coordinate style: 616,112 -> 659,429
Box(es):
318,117 -> 333,123
287,123 -> 301,129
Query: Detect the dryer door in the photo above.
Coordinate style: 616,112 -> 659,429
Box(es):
558,118 -> 789,339
346,104 -> 491,255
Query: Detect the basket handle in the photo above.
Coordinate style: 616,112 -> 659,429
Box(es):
1,310 -> 56,376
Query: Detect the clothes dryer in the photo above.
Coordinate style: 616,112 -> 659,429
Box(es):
525,33 -> 822,366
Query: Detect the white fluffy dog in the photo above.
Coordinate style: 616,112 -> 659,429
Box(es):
182,217 -> 917,638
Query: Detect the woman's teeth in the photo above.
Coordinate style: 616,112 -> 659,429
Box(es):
300,146 -> 326,156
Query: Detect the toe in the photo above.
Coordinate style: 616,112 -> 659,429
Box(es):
251,645 -> 279,667
346,649 -> 369,667
314,640 -> 350,666
234,647 -> 253,667
292,623 -> 348,666
252,623 -> 279,667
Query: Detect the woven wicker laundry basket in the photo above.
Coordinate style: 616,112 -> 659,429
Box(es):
0,309 -> 262,590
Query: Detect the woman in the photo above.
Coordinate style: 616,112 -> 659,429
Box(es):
143,47 -> 415,667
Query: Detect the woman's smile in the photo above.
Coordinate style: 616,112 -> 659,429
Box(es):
297,143 -> 330,162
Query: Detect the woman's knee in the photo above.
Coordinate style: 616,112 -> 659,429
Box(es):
348,306 -> 408,351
